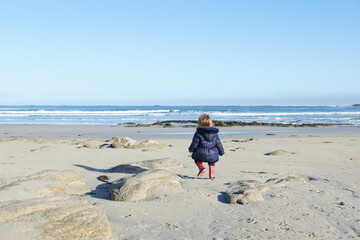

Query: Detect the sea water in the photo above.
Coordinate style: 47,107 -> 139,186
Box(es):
0,105 -> 359,126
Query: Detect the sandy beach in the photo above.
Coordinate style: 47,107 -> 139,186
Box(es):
1,125 -> 360,239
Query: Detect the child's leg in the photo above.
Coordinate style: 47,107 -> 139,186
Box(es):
195,161 -> 205,177
208,163 -> 215,179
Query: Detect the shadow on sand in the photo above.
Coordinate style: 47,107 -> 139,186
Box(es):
73,163 -> 148,174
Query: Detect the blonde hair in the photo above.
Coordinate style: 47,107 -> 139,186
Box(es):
198,114 -> 213,128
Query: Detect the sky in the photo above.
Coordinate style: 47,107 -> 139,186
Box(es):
0,0 -> 359,106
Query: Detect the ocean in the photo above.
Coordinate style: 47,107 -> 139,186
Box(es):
0,105 -> 359,126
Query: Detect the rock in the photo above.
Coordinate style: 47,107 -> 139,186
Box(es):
108,170 -> 181,201
0,170 -> 90,201
151,121 -> 163,126
82,141 -> 98,149
108,137 -> 165,149
183,125 -> 196,128
265,176 -> 306,187
135,124 -> 151,127
0,195 -> 110,240
110,136 -> 138,148
163,123 -> 173,128
71,140 -> 83,145
225,180 -> 268,204
226,175 -> 306,205
265,150 -> 291,156
0,170 -> 111,239
138,158 -> 183,170
339,201 -> 347,206
99,144 -> 111,149
111,164 -> 145,174
213,120 -> 228,127
137,139 -> 165,149
123,122 -> 135,125
97,175 -> 110,183
352,104 -> 360,107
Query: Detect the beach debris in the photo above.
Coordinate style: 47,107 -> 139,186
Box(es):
97,175 -> 110,183
0,137 -> 5,142
108,170 -> 181,201
265,150 -> 292,156
350,157 -> 360,161
0,170 -> 111,239
225,180 -> 268,204
108,136 -> 165,149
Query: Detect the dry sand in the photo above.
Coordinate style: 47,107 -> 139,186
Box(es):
0,125 -> 360,239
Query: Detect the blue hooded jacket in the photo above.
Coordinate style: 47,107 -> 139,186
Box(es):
189,127 -> 225,163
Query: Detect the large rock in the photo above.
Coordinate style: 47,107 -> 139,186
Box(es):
108,170 -> 181,201
0,170 -> 90,201
109,136 -> 165,149
225,180 -> 268,204
0,170 -> 111,240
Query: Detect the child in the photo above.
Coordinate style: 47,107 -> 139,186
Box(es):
188,114 -> 225,179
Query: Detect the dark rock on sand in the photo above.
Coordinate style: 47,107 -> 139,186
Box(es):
97,175 -> 110,183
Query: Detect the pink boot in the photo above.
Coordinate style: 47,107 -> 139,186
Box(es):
209,165 -> 215,180
195,161 -> 205,177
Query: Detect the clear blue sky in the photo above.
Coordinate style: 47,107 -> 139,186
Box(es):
0,0 -> 359,105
